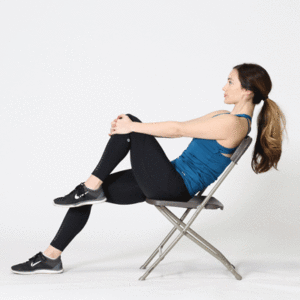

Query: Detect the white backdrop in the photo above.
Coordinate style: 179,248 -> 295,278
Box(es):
1,0 -> 299,299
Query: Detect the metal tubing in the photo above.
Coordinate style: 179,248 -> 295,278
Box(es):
139,208 -> 191,269
161,207 -> 219,256
161,207 -> 235,268
139,216 -> 189,280
158,207 -> 221,262
158,206 -> 242,280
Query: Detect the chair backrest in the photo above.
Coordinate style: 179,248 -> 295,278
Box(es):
230,135 -> 252,164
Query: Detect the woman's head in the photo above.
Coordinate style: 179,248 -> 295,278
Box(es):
231,63 -> 272,105
227,63 -> 287,174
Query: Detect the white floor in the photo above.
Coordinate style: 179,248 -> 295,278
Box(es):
1,239 -> 300,300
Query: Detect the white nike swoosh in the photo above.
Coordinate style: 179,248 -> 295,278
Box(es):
74,191 -> 89,200
31,260 -> 42,267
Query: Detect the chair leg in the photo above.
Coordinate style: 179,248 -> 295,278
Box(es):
139,209 -> 192,281
159,206 -> 242,280
163,207 -> 225,257
139,230 -> 187,281
139,208 -> 192,270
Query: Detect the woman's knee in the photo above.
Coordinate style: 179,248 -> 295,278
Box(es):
126,113 -> 142,123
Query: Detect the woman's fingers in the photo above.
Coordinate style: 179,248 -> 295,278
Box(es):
109,117 -> 119,135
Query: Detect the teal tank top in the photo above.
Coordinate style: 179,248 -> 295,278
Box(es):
171,113 -> 252,197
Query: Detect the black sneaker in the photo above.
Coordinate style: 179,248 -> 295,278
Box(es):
11,251 -> 63,275
53,182 -> 107,208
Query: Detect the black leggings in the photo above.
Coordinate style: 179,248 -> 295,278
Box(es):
50,114 -> 192,251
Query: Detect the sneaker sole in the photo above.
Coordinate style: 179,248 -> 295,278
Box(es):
53,198 -> 107,208
11,268 -> 64,275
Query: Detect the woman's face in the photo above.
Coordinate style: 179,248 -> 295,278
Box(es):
222,68 -> 244,103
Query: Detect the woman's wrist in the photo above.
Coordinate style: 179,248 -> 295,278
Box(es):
130,121 -> 135,133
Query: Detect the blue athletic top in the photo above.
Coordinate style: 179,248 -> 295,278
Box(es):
170,113 -> 252,197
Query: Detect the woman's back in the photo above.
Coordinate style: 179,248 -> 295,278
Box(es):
171,112 -> 252,197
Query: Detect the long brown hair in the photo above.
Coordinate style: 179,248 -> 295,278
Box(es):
233,63 -> 288,174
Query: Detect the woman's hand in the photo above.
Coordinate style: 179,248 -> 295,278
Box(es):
109,114 -> 133,136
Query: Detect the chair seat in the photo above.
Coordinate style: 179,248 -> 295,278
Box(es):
146,194 -> 224,210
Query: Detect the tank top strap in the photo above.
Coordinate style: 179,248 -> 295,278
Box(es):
211,112 -> 230,118
235,114 -> 252,135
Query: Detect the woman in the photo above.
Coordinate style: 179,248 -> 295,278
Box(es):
11,63 -> 287,274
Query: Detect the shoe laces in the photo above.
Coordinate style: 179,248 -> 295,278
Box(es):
64,182 -> 86,198
74,182 -> 87,197
28,252 -> 47,264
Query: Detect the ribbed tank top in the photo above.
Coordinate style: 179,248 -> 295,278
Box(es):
171,113 -> 252,197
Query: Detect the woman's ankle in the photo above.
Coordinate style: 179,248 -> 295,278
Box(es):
84,175 -> 103,190
43,245 -> 62,259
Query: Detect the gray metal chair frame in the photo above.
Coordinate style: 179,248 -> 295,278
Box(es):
139,136 -> 252,281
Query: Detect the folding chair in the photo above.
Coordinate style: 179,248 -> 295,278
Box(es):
139,136 -> 252,281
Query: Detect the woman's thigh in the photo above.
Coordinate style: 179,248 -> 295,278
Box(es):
102,169 -> 147,205
127,114 -> 191,202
